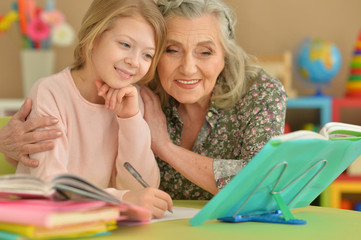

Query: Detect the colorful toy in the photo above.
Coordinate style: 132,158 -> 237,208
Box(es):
340,199 -> 353,210
353,202 -> 361,211
295,38 -> 342,96
284,122 -> 291,133
0,11 -> 18,34
0,0 -> 74,49
301,123 -> 319,132
346,30 -> 361,97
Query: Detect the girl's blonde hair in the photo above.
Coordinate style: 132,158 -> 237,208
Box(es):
72,0 -> 167,84
151,0 -> 261,108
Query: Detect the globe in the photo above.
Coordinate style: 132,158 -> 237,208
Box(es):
296,38 -> 342,96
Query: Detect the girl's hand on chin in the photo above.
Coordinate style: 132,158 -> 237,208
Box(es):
95,80 -> 139,118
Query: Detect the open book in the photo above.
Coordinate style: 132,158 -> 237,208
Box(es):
272,122 -> 361,141
0,173 -> 120,204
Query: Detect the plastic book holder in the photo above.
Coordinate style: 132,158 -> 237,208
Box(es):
218,160 -> 327,225
189,138 -> 361,226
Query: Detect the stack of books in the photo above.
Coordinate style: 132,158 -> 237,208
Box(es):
0,174 -> 151,239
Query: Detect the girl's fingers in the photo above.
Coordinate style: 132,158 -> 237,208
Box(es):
110,89 -> 121,110
152,206 -> 167,219
154,190 -> 173,213
95,80 -> 103,92
97,81 -> 110,97
153,198 -> 169,213
106,88 -> 115,108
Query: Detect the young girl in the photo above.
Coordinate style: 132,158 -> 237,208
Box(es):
15,0 -> 172,218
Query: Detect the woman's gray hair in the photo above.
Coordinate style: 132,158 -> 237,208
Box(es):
151,0 -> 261,108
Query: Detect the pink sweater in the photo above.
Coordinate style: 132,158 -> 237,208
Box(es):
16,68 -> 160,200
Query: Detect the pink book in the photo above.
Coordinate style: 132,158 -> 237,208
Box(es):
0,174 -> 152,226
0,199 -> 123,227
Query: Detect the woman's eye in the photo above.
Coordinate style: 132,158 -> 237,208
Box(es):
198,48 -> 212,56
201,51 -> 212,55
165,48 -> 178,53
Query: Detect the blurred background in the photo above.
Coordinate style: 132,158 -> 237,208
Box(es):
0,0 -> 361,124
1,0 -> 361,210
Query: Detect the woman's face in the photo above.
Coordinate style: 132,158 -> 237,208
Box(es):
91,16 -> 155,88
157,14 -> 225,106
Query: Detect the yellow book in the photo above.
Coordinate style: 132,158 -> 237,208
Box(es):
0,221 -> 117,239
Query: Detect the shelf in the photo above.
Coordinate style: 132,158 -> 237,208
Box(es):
322,174 -> 361,209
332,97 -> 361,122
287,96 -> 332,127
0,98 -> 24,116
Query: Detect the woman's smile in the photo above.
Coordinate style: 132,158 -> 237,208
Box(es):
175,79 -> 202,89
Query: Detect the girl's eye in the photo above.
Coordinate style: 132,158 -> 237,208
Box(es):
144,53 -> 153,60
120,42 -> 130,48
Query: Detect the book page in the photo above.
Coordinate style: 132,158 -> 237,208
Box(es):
52,174 -> 120,203
271,130 -> 328,142
0,174 -> 54,198
151,207 -> 200,223
320,122 -> 361,139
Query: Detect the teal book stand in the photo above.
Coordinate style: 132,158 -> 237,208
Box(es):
189,137 -> 361,226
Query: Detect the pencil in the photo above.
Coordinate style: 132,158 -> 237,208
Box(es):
123,162 -> 173,214
124,162 -> 150,188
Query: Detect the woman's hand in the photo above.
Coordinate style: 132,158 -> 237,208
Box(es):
0,98 -> 62,167
139,86 -> 172,157
122,188 -> 173,219
95,81 -> 139,118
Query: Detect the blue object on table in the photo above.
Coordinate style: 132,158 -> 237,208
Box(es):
0,230 -> 23,240
218,210 -> 306,225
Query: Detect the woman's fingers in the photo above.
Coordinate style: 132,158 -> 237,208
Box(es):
13,98 -> 32,121
21,141 -> 55,155
22,129 -> 62,144
0,98 -> 61,166
18,155 -> 40,168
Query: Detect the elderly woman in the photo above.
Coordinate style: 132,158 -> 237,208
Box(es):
0,0 -> 287,200
138,0 -> 287,199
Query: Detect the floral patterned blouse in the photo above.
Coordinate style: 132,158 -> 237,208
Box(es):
157,70 -> 288,200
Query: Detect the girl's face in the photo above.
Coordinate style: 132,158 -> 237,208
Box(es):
91,16 -> 155,88
157,14 -> 225,106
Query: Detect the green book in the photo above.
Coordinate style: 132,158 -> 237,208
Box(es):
190,122 -> 361,226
